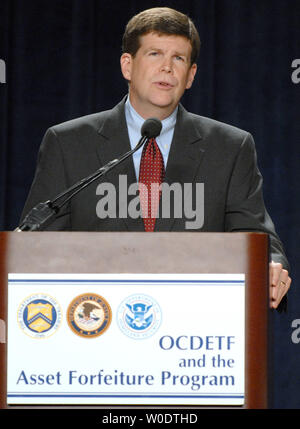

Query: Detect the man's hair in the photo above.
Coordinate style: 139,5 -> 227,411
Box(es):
122,7 -> 201,65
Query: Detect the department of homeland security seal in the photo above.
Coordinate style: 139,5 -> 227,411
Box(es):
17,294 -> 62,338
117,294 -> 162,339
67,293 -> 112,338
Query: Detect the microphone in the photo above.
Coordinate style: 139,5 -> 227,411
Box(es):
16,117 -> 162,231
141,117 -> 162,139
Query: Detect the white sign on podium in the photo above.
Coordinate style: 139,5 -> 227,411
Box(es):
7,273 -> 245,406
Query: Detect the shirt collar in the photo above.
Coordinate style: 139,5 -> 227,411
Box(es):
125,96 -> 178,137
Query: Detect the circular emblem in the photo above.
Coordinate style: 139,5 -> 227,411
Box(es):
117,294 -> 162,339
67,293 -> 112,338
18,294 -> 62,338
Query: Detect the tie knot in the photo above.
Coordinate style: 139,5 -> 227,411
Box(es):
143,138 -> 159,158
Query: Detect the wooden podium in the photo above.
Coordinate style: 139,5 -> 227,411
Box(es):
0,231 -> 269,409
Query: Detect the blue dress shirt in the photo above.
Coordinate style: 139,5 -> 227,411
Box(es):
125,96 -> 177,180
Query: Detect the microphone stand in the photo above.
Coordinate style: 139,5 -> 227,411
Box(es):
16,135 -> 148,231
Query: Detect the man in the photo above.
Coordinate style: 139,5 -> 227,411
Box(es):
20,7 -> 291,309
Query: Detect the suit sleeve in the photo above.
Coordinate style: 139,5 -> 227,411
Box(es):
20,128 -> 72,230
225,132 -> 289,270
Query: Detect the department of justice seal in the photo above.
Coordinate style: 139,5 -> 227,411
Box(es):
17,294 -> 62,338
67,293 -> 112,338
117,294 -> 162,339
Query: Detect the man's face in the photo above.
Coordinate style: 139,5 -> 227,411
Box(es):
121,32 -> 197,119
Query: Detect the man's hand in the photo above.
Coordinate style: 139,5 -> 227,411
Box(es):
269,261 -> 291,309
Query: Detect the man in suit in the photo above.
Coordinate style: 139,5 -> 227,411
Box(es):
20,7 -> 291,309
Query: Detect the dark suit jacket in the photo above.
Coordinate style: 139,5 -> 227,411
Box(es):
21,97 -> 289,270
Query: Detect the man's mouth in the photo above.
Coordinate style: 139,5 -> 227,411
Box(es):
154,81 -> 174,88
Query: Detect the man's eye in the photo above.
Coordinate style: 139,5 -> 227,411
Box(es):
175,56 -> 184,61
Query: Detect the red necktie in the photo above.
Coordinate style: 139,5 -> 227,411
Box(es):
138,138 -> 165,231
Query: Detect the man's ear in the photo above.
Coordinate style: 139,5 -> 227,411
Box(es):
120,53 -> 132,81
185,63 -> 197,89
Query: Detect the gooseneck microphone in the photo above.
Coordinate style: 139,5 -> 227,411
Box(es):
17,117 -> 162,231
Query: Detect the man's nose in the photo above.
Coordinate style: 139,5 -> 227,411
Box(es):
160,58 -> 173,73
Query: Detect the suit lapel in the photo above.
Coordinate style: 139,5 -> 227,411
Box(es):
96,98 -> 135,178
155,104 -> 206,231
95,98 -> 144,231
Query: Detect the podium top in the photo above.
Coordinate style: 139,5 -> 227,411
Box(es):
0,231 -> 268,274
